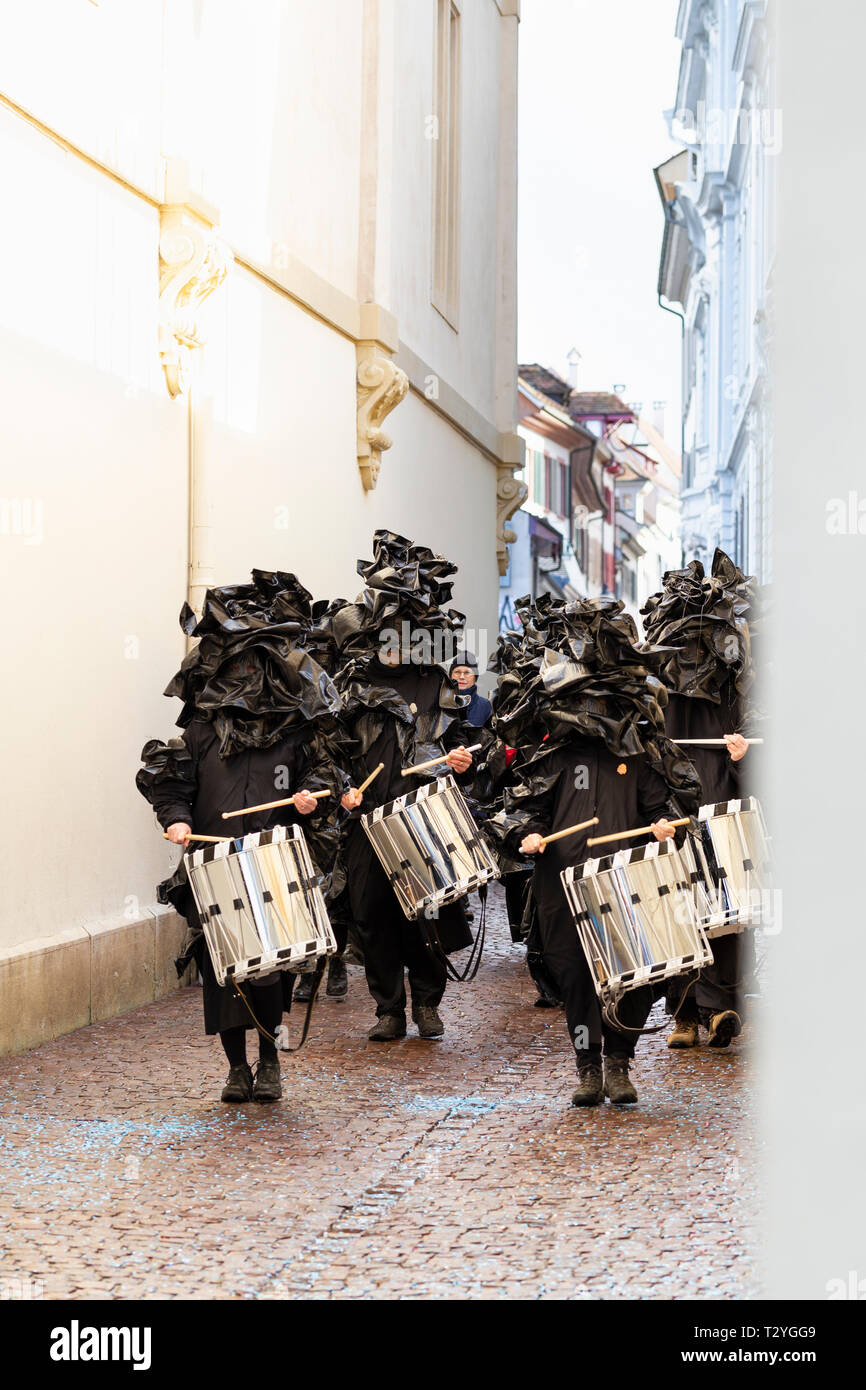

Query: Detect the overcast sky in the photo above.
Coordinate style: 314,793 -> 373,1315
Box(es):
518,0 -> 683,445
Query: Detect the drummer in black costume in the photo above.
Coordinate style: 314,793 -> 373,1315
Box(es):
136,572 -> 348,1104
485,594 -> 700,1107
641,549 -> 757,1050
325,531 -> 476,1042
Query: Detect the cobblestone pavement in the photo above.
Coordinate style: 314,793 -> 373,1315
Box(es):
0,887 -> 759,1300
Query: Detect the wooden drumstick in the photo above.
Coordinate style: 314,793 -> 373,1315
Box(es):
220,789 -> 331,820
586,817 -> 691,848
163,832 -> 232,844
400,742 -> 483,777
537,816 -> 599,847
673,737 -> 764,747
357,762 -> 385,795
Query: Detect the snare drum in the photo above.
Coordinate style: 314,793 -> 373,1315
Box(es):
561,841 -> 712,1023
185,825 -> 337,986
361,774 -> 500,921
682,796 -> 773,937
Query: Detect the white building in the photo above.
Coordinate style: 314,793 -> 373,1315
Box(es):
0,0 -> 523,1053
655,0 -> 774,581
607,414 -> 683,623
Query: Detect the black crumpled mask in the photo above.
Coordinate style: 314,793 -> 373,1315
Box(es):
321,529 -> 466,665
640,548 -> 756,703
163,569 -> 343,757
481,591 -> 701,811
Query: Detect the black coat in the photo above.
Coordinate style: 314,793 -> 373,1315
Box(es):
494,736 -> 676,925
341,661 -> 474,952
665,687 -> 743,805
149,718 -> 347,964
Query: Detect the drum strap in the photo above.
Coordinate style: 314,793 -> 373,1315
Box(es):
421,885 -> 488,984
603,968 -> 701,1035
233,963 -> 325,1054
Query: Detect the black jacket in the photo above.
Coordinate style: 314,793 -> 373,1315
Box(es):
491,736 -> 677,923
664,687 -> 743,806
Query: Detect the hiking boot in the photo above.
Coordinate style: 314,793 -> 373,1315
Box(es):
252,1058 -> 282,1103
326,955 -> 348,997
412,1005 -> 445,1039
368,1013 -> 407,1041
571,1052 -> 604,1107
667,1016 -> 699,1049
707,1010 -> 742,1049
220,1063 -> 253,1103
293,971 -> 316,1003
604,1054 -> 638,1104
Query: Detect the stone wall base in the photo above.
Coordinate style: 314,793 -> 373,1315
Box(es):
0,906 -> 194,1057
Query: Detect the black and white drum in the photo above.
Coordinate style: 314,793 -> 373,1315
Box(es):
185,826 -> 337,986
681,796 -> 773,937
361,774 -> 500,921
561,841 -> 712,1024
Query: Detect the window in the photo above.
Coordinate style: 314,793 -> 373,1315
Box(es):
432,0 -> 462,326
532,450 -> 546,507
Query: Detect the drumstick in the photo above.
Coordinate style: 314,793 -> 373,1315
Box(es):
220,789 -> 331,820
357,762 -> 384,795
400,742 -> 483,777
586,817 -> 691,848
673,737 -> 764,746
163,832 -> 231,844
538,816 -> 599,847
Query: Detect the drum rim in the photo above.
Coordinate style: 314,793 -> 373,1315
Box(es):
361,772 -> 457,826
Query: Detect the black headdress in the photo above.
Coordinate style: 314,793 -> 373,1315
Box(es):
640,548 -> 756,703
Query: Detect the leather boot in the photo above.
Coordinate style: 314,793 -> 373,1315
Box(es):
326,954 -> 348,997
368,1013 -> 407,1041
604,1054 -> 638,1104
571,1051 -> 604,1107
252,1058 -> 282,1103
220,1064 -> 253,1103
293,971 -> 316,1003
707,1010 -> 742,1048
667,1016 -> 699,1048
412,1004 -> 444,1038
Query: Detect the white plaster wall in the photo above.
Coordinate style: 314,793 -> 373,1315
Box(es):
0,110 -> 187,951
389,0 -> 504,424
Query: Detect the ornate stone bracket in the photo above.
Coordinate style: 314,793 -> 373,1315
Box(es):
158,205 -> 232,399
356,344 -> 409,490
496,461 -> 528,576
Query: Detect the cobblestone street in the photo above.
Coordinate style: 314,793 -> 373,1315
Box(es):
0,887 -> 759,1300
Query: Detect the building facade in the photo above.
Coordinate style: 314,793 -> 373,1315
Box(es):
0,0 -> 523,1052
500,368 -> 680,629
655,0 -> 774,581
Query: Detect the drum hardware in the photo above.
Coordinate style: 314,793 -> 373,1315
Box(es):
361,774 -> 499,982
184,824 -> 336,987
361,774 -> 500,921
685,796 -> 773,936
561,840 -> 713,1031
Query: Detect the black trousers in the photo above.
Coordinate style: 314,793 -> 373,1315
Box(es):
538,901 -> 653,1059
668,931 -> 753,1024
354,859 -> 447,1017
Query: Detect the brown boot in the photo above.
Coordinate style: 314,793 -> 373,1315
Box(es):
667,1016 -> 699,1049
571,1052 -> 604,1107
707,1010 -> 742,1049
604,1054 -> 638,1104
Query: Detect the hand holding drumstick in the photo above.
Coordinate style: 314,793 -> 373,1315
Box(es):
520,816 -> 677,855
341,762 -> 384,812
